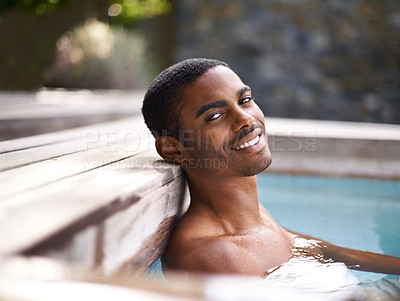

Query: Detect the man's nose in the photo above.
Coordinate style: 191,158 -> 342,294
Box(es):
231,108 -> 255,132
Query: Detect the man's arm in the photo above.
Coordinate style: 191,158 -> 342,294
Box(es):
321,241 -> 400,275
290,230 -> 400,275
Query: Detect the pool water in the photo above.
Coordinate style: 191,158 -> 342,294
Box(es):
147,173 -> 400,286
258,173 -> 400,282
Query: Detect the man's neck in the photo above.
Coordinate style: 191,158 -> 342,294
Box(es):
185,173 -> 264,233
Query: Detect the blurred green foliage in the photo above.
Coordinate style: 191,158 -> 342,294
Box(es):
0,0 -> 172,90
109,0 -> 171,23
0,0 -> 72,16
0,0 -> 171,20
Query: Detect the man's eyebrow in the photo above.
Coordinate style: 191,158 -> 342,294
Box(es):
238,85 -> 251,98
195,100 -> 228,119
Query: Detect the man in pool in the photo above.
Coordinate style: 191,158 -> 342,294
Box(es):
142,58 -> 400,277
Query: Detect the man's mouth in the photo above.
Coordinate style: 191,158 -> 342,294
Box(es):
235,134 -> 260,150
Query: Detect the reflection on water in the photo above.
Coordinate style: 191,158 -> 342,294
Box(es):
264,236 -> 360,299
257,173 -> 400,299
258,174 -> 400,278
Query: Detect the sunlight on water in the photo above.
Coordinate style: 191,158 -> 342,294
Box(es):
258,173 -> 400,283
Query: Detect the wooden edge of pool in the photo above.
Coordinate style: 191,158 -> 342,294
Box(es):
0,116 -> 190,274
266,118 -> 400,180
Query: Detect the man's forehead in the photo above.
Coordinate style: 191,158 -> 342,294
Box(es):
182,66 -> 248,102
193,65 -> 241,87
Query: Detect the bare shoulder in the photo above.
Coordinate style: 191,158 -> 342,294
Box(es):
163,216 -> 270,276
163,233 -> 255,275
162,205 -> 293,276
162,214 -> 250,275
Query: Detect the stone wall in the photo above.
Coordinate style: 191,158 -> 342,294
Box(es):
173,0 -> 400,124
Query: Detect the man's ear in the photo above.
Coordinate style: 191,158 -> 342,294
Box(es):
155,136 -> 184,163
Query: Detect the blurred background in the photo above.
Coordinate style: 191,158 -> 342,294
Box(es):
1,0 -> 399,125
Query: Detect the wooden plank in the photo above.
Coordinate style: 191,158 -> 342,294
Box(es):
0,90 -> 145,120
266,117 -> 400,141
0,90 -> 144,141
0,116 -> 150,171
0,101 -> 188,273
0,115 -> 135,141
0,152 -> 184,255
0,138 -> 103,171
101,178 -> 188,274
0,146 -> 148,199
28,178 -> 189,274
0,116 -> 144,154
0,116 -> 154,198
267,135 -> 400,180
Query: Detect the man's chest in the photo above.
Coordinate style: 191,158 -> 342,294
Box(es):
226,227 -> 294,272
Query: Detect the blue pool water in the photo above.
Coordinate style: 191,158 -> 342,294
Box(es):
258,173 -> 400,282
147,173 -> 400,286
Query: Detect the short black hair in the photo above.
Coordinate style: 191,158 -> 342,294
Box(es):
142,58 -> 228,139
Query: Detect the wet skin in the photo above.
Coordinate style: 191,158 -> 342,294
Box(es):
157,66 -> 400,277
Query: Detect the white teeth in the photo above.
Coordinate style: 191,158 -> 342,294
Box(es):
236,135 -> 260,150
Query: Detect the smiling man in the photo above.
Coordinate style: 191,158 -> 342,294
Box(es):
142,58 -> 400,278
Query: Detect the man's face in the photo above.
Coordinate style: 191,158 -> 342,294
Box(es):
177,66 -> 272,177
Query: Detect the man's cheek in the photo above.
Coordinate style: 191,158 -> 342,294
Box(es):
201,134 -> 222,152
179,130 -> 195,151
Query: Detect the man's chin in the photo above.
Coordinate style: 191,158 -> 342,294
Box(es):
239,154 -> 272,177
258,154 -> 272,174
257,151 -> 272,173
264,155 -> 272,170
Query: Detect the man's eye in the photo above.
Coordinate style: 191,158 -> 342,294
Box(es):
240,96 -> 254,104
206,112 -> 222,122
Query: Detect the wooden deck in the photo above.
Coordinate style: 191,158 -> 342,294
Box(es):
0,90 -> 144,141
266,117 -> 400,180
0,116 -> 189,275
